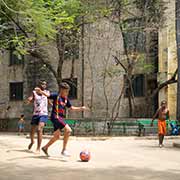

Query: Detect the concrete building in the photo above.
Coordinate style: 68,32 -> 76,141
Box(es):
1,0 -> 177,129
158,0 -> 177,119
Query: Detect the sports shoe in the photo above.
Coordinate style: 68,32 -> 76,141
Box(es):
61,150 -> 71,157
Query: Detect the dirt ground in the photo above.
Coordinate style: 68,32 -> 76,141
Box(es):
0,133 -> 180,180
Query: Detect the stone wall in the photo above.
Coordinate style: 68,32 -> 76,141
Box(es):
0,51 -> 24,119
83,19 -> 155,118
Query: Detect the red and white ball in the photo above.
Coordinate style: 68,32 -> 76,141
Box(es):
80,150 -> 91,162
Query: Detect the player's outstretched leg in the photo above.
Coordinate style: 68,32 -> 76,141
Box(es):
61,125 -> 72,157
42,130 -> 61,156
28,125 -> 36,150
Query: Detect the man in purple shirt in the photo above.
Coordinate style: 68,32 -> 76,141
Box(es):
36,82 -> 88,157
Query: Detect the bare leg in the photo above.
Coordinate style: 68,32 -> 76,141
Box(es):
162,135 -> 165,145
62,125 -> 72,152
28,125 -> 36,150
42,130 -> 61,156
36,122 -> 45,153
18,128 -> 21,135
20,128 -> 23,134
159,134 -> 161,144
159,134 -> 164,147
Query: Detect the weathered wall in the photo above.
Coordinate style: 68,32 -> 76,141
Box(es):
158,0 -> 177,119
0,51 -> 24,119
0,14 -> 162,122
83,19 -> 149,118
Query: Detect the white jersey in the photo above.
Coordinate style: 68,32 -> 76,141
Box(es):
33,90 -> 50,116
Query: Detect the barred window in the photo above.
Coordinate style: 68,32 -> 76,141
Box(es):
124,74 -> 145,97
9,82 -> 23,101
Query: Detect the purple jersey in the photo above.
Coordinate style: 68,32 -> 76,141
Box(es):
49,93 -> 72,119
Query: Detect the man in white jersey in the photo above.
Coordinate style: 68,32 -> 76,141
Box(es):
27,80 -> 50,153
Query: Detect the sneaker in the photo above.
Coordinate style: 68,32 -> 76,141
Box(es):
61,150 -> 71,157
159,144 -> 163,148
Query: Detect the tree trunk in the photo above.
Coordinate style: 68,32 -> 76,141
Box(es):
81,17 -> 85,118
70,57 -> 75,79
56,32 -> 65,85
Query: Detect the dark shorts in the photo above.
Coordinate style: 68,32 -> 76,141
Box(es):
51,116 -> 66,131
31,115 -> 48,125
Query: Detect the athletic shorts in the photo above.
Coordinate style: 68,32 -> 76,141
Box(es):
31,115 -> 48,125
158,120 -> 166,135
18,124 -> 24,129
51,116 -> 66,131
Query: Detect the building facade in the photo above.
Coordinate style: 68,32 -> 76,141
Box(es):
1,0 -> 177,123
158,0 -> 177,119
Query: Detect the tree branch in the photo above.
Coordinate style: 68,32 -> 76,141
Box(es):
28,49 -> 58,81
0,10 -> 29,38
151,69 -> 178,98
112,55 -> 127,73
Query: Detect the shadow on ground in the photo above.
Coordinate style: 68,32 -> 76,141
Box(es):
0,162 -> 180,180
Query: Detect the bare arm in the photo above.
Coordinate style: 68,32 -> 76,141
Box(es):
48,99 -> 53,106
25,94 -> 34,105
152,109 -> 160,121
34,87 -> 50,97
151,109 -> 160,126
70,106 -> 89,112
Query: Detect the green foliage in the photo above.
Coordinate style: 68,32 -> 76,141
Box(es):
101,65 -> 125,79
0,0 -> 165,78
135,53 -> 155,73
134,0 -> 166,26
0,0 -> 109,63
0,0 -> 82,54
107,0 -> 165,77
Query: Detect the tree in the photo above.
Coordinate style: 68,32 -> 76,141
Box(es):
0,0 -> 83,84
106,0 -> 168,118
0,0 -> 108,84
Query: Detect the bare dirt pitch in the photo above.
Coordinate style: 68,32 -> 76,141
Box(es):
0,134 -> 180,180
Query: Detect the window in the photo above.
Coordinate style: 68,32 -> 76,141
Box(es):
132,74 -> 145,97
124,74 -> 145,97
62,78 -> 78,99
123,18 -> 145,53
9,82 -> 23,101
9,49 -> 24,65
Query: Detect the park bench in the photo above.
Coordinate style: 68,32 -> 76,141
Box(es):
107,121 -> 139,136
43,119 -> 76,135
137,119 -> 178,136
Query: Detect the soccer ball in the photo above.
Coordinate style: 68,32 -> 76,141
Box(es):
80,150 -> 91,162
